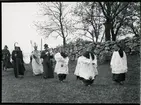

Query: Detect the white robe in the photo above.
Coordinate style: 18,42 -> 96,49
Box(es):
74,54 -> 98,80
54,52 -> 69,74
110,51 -> 127,74
31,50 -> 43,75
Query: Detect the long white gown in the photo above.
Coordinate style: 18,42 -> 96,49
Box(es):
54,52 -> 69,75
110,51 -> 127,74
31,50 -> 43,75
74,54 -> 98,80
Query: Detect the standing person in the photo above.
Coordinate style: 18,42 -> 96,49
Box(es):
31,44 -> 43,76
54,50 -> 69,82
110,44 -> 128,85
74,51 -> 98,86
41,44 -> 54,79
2,45 -> 13,71
12,43 -> 25,78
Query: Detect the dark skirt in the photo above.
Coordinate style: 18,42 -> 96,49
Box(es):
112,73 -> 126,82
77,76 -> 94,86
2,59 -> 13,69
58,74 -> 66,81
43,62 -> 54,78
76,76 -> 84,80
82,79 -> 94,86
13,58 -> 25,78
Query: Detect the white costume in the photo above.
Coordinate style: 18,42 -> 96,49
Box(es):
110,51 -> 127,74
31,50 -> 43,75
74,54 -> 98,80
54,52 -> 69,74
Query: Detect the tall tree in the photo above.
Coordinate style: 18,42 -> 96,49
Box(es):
98,2 -> 130,41
34,2 -> 76,48
121,2 -> 140,37
73,2 -> 103,44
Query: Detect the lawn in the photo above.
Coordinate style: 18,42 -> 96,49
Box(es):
2,54 -> 140,103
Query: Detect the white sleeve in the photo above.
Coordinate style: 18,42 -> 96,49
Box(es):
65,57 -> 69,65
123,52 -> 128,72
74,58 -> 80,75
81,57 -> 91,64
110,52 -> 116,67
54,53 -> 62,61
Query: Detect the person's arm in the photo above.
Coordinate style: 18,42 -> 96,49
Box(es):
21,51 -> 24,63
40,51 -> 46,59
110,52 -> 116,68
7,50 -> 11,60
123,51 -> 128,72
12,51 -> 16,61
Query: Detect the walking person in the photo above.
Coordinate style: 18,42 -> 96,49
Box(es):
54,49 -> 69,82
110,44 -> 128,85
31,43 -> 43,76
12,43 -> 25,78
2,45 -> 13,71
74,51 -> 98,86
41,44 -> 54,79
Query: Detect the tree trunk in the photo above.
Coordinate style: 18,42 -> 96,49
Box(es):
112,34 -> 116,41
63,37 -> 66,48
104,22 -> 111,41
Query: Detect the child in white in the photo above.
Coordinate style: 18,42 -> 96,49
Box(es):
54,52 -> 69,82
110,44 -> 127,85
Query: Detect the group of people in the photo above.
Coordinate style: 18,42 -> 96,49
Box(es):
2,42 -> 128,86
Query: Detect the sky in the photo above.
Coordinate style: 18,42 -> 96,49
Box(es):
2,2 -> 63,54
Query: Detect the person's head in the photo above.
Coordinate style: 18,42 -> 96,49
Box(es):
83,51 -> 94,60
15,47 -> 19,51
44,44 -> 49,50
4,45 -> 8,50
34,45 -> 38,50
113,44 -> 120,51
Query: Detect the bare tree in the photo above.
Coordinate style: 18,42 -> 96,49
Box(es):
34,2 -> 76,48
73,2 -> 103,44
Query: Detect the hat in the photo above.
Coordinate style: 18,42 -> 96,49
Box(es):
14,42 -> 19,47
4,45 -> 8,48
44,44 -> 48,48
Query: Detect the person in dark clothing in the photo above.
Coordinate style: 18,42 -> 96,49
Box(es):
12,45 -> 25,78
2,45 -> 13,71
40,44 -> 54,79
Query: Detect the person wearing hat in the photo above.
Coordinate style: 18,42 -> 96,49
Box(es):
12,43 -> 25,78
2,45 -> 13,71
40,44 -> 54,79
31,43 -> 43,76
74,51 -> 98,86
110,43 -> 128,85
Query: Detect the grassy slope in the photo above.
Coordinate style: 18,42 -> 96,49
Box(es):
2,54 -> 140,103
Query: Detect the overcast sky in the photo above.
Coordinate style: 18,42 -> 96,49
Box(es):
2,2 -> 63,54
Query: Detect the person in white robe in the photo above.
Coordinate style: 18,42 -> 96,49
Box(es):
74,51 -> 98,86
31,44 -> 43,76
110,44 -> 128,85
54,51 -> 69,82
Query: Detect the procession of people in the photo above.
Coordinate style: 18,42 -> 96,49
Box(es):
2,42 -> 128,86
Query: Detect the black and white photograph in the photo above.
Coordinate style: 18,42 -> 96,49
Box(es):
1,2 -> 140,103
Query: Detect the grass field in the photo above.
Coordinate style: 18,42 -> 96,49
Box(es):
2,54 -> 140,103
